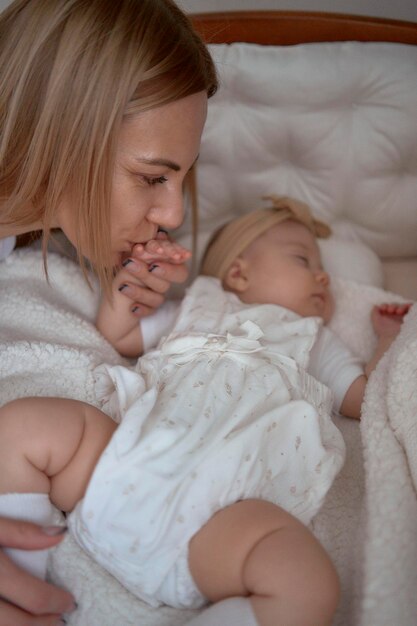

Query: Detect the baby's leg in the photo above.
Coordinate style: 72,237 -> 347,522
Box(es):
188,499 -> 339,626
0,397 -> 116,511
0,396 -> 115,581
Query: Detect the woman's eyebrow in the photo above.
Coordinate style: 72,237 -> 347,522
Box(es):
135,157 -> 180,171
135,154 -> 200,173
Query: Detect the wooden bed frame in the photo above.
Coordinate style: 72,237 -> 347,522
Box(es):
191,10 -> 417,45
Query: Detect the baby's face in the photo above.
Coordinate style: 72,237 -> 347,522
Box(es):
239,220 -> 334,323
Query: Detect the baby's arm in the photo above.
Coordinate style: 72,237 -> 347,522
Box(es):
96,238 -> 190,358
0,398 -> 116,512
340,302 -> 411,419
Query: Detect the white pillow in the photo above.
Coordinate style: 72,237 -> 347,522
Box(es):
319,237 -> 384,288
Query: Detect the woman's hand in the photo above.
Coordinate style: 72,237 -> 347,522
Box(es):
0,517 -> 76,626
119,234 -> 191,318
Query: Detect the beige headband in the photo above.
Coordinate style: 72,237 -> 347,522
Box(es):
200,195 -> 331,281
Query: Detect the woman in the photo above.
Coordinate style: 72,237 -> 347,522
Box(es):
0,0 -> 217,623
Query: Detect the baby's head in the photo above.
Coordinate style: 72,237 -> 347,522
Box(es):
201,196 -> 334,323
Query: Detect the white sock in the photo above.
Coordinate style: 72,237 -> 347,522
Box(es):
185,597 -> 259,626
0,493 -> 66,579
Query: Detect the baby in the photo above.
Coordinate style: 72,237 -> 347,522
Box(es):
98,195 -> 408,420
0,196 -> 409,626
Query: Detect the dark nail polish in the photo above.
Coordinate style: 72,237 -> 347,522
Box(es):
148,263 -> 159,273
122,258 -> 133,267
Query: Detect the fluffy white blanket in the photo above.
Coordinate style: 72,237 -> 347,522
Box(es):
0,248 -> 415,626
359,303 -> 417,626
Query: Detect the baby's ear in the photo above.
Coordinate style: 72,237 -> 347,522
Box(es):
223,257 -> 250,293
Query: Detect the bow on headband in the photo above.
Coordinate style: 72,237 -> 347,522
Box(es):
200,195 -> 331,281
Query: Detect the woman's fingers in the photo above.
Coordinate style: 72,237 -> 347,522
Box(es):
0,597 -> 64,626
120,259 -> 188,294
0,518 -> 75,621
136,258 -> 189,287
118,283 -> 165,312
0,517 -> 66,550
115,239 -> 190,317
0,551 -> 75,617
151,259 -> 189,285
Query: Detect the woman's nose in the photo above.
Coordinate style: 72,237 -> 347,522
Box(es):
148,186 -> 185,231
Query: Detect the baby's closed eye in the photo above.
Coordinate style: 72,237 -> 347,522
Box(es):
294,255 -> 309,266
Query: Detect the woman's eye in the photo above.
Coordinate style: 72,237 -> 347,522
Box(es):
295,255 -> 309,266
142,175 -> 168,186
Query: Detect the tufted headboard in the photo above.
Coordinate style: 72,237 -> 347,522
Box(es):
181,11 -> 417,299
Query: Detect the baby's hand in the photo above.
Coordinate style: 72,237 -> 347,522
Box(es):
130,236 -> 192,267
371,302 -> 412,338
116,235 -> 191,318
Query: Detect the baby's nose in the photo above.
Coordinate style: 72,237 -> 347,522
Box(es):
316,270 -> 330,287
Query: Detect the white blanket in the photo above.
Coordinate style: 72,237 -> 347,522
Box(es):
359,303 -> 417,626
0,248 -> 415,626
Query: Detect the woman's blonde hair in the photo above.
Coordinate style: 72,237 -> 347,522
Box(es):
0,0 -> 217,288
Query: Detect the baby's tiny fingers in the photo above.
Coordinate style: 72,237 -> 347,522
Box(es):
156,228 -> 169,240
378,302 -> 412,316
144,239 -> 190,261
397,302 -> 412,313
128,238 -> 191,263
378,302 -> 400,314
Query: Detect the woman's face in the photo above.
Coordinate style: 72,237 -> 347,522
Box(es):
57,91 -> 207,265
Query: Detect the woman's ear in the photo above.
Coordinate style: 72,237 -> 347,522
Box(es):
223,257 -> 250,293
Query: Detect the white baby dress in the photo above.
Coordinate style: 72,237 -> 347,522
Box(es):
68,276 -> 345,608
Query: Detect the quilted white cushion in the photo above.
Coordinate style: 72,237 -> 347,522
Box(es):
179,41 -> 417,288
